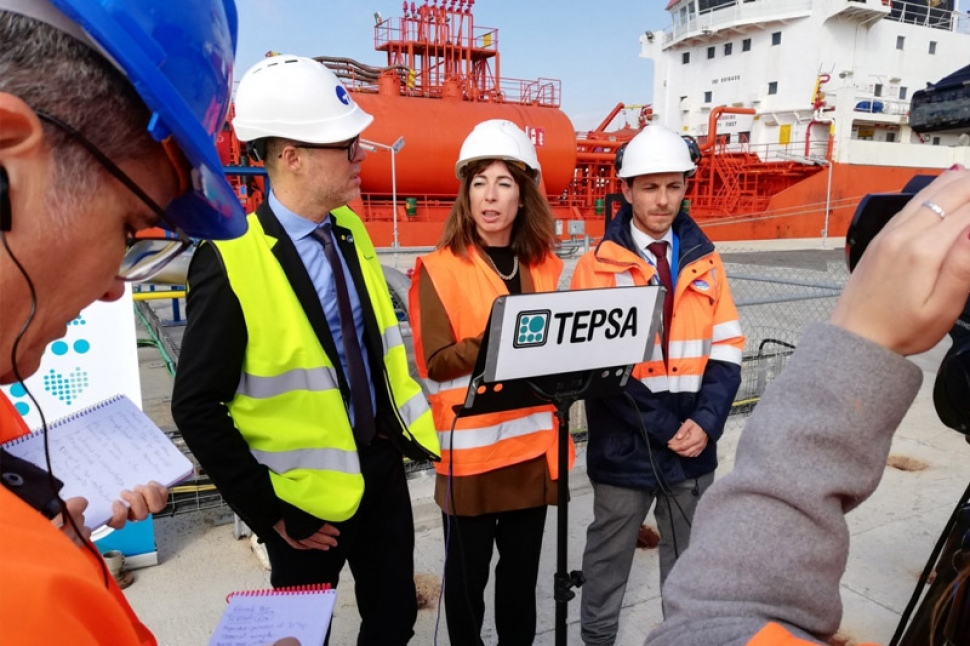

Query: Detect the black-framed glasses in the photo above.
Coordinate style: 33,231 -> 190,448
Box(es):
291,135 -> 362,162
34,111 -> 192,283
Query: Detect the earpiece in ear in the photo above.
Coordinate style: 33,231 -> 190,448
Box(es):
246,141 -> 265,163
681,135 -> 702,165
0,166 -> 13,231
681,135 -> 701,179
0,167 -> 10,232
614,144 -> 627,174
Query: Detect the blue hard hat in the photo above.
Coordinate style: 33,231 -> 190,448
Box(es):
48,0 -> 246,240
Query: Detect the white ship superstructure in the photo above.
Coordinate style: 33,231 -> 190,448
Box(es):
641,0 -> 970,168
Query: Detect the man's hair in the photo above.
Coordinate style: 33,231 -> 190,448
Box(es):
438,158 -> 558,265
0,12 -> 155,205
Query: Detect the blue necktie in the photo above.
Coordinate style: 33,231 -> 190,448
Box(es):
311,222 -> 376,445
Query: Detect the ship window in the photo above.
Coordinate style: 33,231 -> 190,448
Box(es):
896,36 -> 905,50
886,132 -> 896,143
929,41 -> 937,54
933,136 -> 941,145
771,32 -> 781,46
707,46 -> 715,59
899,86 -> 907,100
704,91 -> 713,103
742,38 -> 751,51
874,83 -> 883,97
724,42 -> 733,56
683,52 -> 691,64
768,81 -> 778,95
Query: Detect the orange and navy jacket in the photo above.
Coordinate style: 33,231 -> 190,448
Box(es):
409,247 -> 574,478
570,206 -> 744,488
0,393 -> 156,645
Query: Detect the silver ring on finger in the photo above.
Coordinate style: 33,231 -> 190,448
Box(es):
921,200 -> 947,219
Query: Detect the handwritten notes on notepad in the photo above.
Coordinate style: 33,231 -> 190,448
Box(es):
2,394 -> 193,529
209,586 -> 335,646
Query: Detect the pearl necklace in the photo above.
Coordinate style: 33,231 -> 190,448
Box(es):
485,253 -> 519,280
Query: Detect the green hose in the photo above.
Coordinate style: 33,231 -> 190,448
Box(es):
133,303 -> 177,377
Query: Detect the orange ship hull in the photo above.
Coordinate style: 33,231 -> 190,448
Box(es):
351,161 -> 941,247
690,162 -> 942,242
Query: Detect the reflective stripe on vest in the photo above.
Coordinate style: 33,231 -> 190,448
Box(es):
237,366 -> 340,399
383,325 -> 404,354
714,320 -> 743,344
424,374 -> 471,396
640,372 -> 703,393
398,390 -> 430,428
669,338 -> 713,360
252,446 -> 360,475
437,411 -> 553,450
711,320 -> 744,365
711,344 -> 743,364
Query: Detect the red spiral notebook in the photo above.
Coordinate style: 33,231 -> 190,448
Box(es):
208,584 -> 335,646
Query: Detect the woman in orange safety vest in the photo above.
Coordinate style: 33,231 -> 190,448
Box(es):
409,119 -> 574,646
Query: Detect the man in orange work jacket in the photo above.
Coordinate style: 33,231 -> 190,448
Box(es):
571,125 -> 744,646
0,0 -> 244,643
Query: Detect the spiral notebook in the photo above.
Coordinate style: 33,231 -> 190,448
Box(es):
209,585 -> 335,646
2,394 -> 193,529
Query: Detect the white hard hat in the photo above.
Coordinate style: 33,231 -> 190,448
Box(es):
456,119 -> 541,184
616,124 -> 696,179
232,55 -> 373,143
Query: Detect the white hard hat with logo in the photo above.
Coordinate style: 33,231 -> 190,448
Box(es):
616,124 -> 697,179
456,119 -> 541,184
232,55 -> 373,143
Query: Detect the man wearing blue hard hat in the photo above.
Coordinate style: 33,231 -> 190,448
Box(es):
0,0 -> 244,643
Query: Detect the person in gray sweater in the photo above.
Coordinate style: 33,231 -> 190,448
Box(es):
645,164 -> 970,646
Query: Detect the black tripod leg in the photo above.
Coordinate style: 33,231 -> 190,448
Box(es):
553,401 -> 585,646
554,403 -> 570,646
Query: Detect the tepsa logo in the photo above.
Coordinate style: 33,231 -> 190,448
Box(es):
514,307 -> 639,348
514,310 -> 550,348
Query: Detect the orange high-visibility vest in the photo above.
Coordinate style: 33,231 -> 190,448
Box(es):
0,393 -> 156,645
410,247 -> 574,478
571,240 -> 744,392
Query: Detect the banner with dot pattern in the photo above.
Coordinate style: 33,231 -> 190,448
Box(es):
2,287 -> 142,426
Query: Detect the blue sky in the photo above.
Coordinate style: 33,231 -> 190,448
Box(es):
234,1 -> 671,131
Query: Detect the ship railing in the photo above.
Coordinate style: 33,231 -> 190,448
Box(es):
497,77 -> 561,107
666,0 -> 812,44
699,139 -> 831,165
374,14 -> 499,52
883,0 -> 964,32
